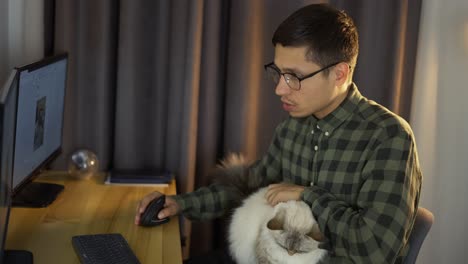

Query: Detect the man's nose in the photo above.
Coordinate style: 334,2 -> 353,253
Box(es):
275,76 -> 291,96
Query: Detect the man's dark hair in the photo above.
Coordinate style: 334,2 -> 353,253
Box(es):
273,4 -> 359,73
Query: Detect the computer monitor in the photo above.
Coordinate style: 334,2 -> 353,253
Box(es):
11,54 -> 68,208
0,70 -> 33,263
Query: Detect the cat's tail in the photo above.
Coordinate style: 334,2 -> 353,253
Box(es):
211,153 -> 266,201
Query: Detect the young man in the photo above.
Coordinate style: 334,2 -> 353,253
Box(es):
135,4 -> 421,263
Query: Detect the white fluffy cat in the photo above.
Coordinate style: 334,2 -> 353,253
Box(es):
213,154 -> 327,263
228,187 -> 328,264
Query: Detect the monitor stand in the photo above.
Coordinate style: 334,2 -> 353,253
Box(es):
3,250 -> 33,264
12,182 -> 64,208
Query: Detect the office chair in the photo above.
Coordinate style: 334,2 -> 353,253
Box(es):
403,207 -> 434,264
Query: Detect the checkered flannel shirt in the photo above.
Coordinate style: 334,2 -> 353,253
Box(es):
173,83 -> 422,264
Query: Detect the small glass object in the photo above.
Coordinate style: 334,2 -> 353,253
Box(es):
68,149 -> 99,180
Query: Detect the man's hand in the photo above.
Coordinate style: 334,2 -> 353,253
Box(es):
265,183 -> 305,206
134,191 -> 181,225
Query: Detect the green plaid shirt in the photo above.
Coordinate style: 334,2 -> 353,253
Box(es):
174,84 -> 422,264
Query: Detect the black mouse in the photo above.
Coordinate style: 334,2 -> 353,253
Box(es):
140,195 -> 170,227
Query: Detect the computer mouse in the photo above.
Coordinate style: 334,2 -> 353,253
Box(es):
139,195 -> 170,227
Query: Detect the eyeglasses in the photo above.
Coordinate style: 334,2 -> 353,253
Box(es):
264,62 -> 340,91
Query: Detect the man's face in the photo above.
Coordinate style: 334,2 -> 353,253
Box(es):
273,44 -> 346,119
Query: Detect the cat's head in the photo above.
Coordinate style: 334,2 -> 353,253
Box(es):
266,201 -> 324,256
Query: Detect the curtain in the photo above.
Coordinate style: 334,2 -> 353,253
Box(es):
0,0 -> 44,85
410,0 -> 468,263
48,0 -> 422,258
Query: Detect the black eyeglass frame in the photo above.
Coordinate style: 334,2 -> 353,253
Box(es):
264,61 -> 341,91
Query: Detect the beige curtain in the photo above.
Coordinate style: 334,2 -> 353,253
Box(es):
49,0 -> 422,258
0,0 -> 44,85
410,0 -> 468,262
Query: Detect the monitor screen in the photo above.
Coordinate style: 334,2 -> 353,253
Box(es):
11,54 -> 67,208
0,70 -> 18,260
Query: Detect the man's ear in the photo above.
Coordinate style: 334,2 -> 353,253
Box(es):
334,62 -> 350,86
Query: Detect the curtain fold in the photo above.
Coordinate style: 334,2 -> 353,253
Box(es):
53,0 -> 118,170
0,0 -> 44,85
48,0 -> 422,258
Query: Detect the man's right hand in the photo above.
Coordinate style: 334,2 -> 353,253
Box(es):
134,191 -> 181,225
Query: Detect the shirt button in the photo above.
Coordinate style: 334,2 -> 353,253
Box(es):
316,124 -> 320,129
325,131 -> 330,136
311,130 -> 314,134
310,181 -> 314,186
314,145 -> 318,151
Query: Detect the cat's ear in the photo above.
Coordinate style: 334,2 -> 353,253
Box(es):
266,209 -> 286,231
306,223 -> 326,242
266,218 -> 283,230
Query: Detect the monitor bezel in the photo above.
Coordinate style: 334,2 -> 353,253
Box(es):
0,69 -> 18,258
11,53 -> 68,196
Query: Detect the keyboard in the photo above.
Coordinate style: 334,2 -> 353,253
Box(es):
72,233 -> 141,264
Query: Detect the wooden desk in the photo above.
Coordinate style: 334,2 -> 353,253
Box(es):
6,172 -> 182,264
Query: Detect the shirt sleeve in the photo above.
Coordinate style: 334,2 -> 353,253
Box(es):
171,121 -> 286,221
249,121 -> 285,185
171,184 -> 233,220
301,129 -> 422,263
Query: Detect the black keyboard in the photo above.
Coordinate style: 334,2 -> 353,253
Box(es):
72,233 -> 141,264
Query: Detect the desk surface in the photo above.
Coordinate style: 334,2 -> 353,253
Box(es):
6,172 -> 182,264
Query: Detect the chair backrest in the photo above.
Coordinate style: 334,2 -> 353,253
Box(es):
403,207 -> 434,264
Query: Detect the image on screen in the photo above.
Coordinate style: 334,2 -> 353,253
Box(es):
33,97 -> 47,151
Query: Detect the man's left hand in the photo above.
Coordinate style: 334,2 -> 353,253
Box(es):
265,183 -> 305,206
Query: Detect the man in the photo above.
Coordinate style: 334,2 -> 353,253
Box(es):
135,4 -> 421,263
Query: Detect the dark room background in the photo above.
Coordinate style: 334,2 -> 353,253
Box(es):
42,0 -> 421,258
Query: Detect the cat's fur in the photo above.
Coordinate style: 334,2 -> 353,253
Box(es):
215,154 -> 328,264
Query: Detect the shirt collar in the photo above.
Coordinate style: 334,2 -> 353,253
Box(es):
313,83 -> 362,135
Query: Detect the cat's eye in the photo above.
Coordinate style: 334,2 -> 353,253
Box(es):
278,245 -> 289,251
